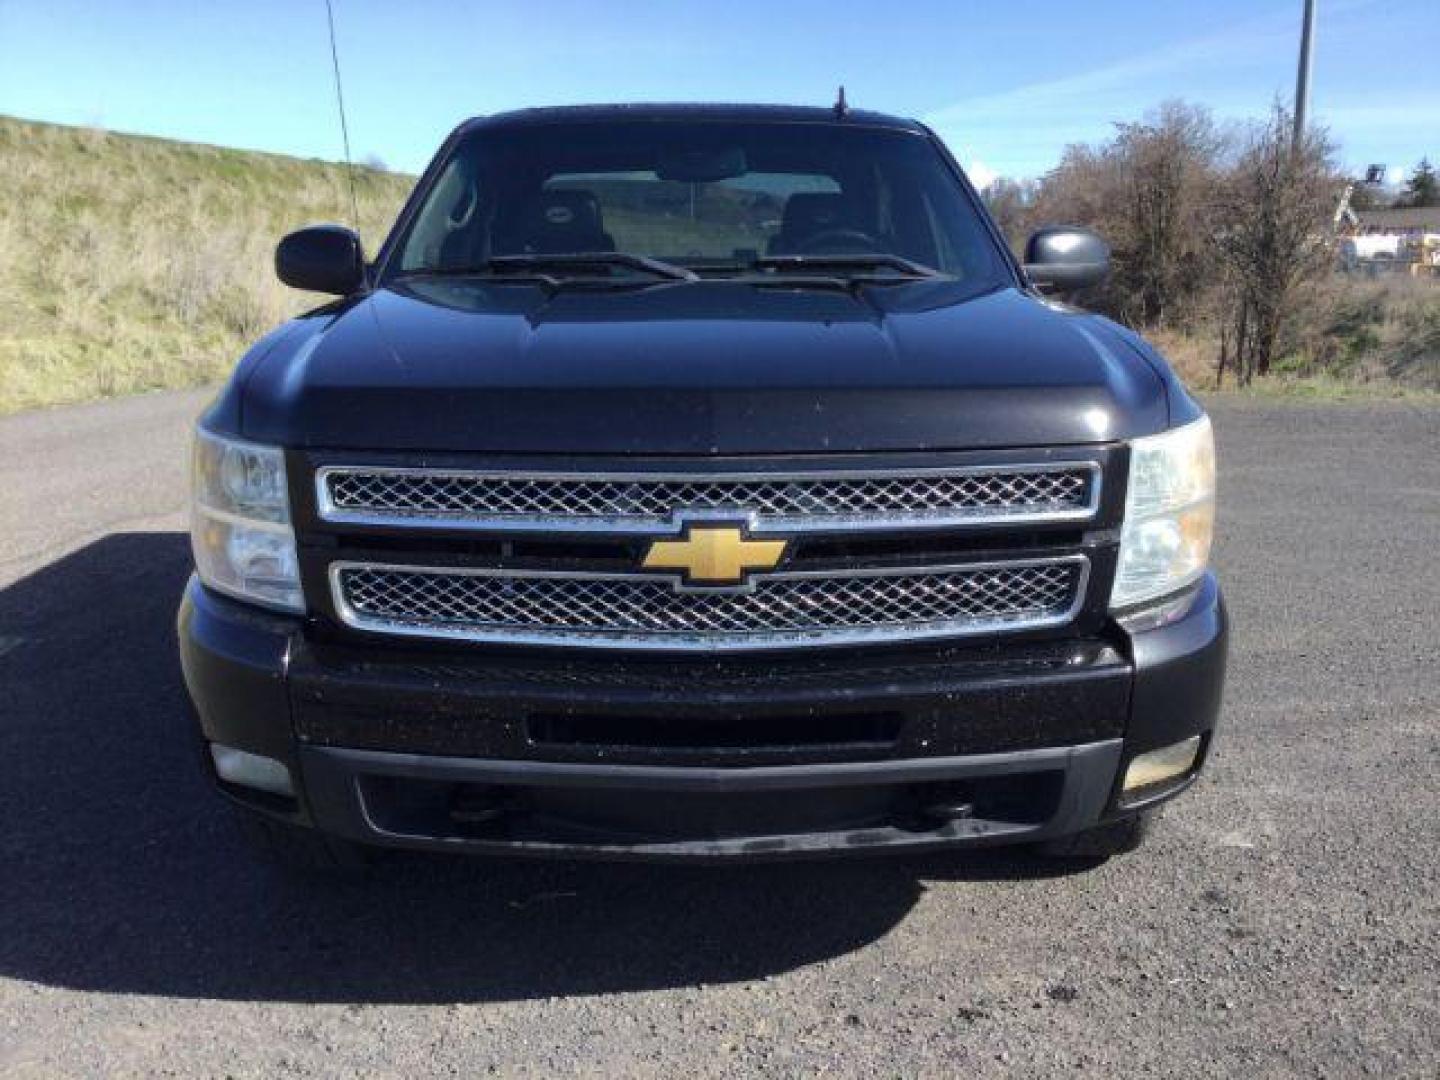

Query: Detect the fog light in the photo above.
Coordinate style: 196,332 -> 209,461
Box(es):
1122,735 -> 1202,796
211,744 -> 294,798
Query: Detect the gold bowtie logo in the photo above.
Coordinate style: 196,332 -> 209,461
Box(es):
641,526 -> 787,586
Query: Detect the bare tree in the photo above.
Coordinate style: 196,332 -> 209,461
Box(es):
1109,102 -> 1225,328
1214,105 -> 1337,385
980,176 -> 1037,253
1029,142 -> 1118,241
1027,101 -> 1225,329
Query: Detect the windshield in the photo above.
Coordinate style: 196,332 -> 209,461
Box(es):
387,120 -> 1011,285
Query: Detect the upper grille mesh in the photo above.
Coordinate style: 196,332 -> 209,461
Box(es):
320,466 -> 1096,530
333,560 -> 1085,651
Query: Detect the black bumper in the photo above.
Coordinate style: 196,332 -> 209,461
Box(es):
178,573 -> 1227,862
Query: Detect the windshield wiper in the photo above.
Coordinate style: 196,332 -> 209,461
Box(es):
394,253 -> 698,292
752,254 -> 944,279
488,252 -> 698,282
709,253 -> 947,293
393,266 -> 562,289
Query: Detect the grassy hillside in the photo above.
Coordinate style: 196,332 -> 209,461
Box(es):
0,115 -> 413,413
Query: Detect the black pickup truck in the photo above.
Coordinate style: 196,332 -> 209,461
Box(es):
179,104 -> 1225,870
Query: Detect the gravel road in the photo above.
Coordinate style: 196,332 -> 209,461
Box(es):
0,391 -> 1436,1077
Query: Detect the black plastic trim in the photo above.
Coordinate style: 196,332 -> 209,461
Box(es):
298,739 -> 1123,862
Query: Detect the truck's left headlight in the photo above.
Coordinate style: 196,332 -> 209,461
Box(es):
191,428 -> 303,613
1111,415 -> 1215,611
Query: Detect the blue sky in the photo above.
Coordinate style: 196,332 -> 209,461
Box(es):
1,0 -> 1435,185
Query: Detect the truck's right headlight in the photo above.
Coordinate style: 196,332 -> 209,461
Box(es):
1111,415 -> 1215,611
191,427 -> 303,613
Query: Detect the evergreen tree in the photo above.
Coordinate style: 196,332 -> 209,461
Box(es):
1403,158 -> 1438,207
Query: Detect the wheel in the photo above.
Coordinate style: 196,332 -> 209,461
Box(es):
233,809 -> 375,876
1034,812 -> 1153,862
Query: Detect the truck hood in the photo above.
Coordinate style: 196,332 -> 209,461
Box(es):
237,279 -> 1169,454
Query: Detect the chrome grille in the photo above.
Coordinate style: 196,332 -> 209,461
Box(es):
317,464 -> 1099,532
330,558 -> 1088,651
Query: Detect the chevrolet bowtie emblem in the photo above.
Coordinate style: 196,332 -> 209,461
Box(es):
641,526 -> 787,587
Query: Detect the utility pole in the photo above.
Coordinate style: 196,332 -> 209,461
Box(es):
1293,0 -> 1316,146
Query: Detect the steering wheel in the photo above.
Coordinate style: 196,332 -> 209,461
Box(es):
793,228 -> 884,255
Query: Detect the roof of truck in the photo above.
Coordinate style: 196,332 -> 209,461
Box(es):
459,103 -> 929,134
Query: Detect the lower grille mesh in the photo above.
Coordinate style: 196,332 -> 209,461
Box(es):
333,559 -> 1086,651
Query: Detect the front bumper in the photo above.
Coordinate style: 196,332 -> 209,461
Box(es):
178,572 -> 1227,862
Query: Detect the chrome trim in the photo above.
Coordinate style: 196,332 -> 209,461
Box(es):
327,555 -> 1090,652
314,462 -> 1103,534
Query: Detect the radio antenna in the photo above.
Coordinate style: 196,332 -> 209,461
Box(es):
324,0 -> 361,230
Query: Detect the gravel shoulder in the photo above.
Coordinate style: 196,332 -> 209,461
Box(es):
0,392 -> 1436,1077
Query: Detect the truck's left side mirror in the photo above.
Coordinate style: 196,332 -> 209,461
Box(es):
275,225 -> 365,295
1022,226 -> 1110,295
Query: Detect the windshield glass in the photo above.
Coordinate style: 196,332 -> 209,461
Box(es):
388,120 -> 1010,284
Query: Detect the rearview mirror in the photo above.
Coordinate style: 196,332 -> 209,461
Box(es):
1022,226 -> 1109,295
656,145 -> 748,183
275,225 -> 365,295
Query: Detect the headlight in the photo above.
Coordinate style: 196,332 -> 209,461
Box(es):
191,428 -> 303,613
1111,415 -> 1215,611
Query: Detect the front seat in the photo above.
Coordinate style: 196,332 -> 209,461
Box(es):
495,189 -> 617,255
767,193 -> 857,255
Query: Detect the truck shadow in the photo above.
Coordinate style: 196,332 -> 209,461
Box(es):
0,533 -> 1083,1006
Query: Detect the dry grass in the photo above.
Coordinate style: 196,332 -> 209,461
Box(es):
1145,327 -> 1218,389
0,115 -> 411,413
1299,276 -> 1440,390
1150,276 -> 1440,398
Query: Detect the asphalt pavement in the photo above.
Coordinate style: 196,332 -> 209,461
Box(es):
0,390 -> 1436,1076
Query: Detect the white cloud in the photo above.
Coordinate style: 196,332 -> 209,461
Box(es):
965,158 -> 998,190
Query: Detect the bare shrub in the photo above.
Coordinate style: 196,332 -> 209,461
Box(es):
166,241 -> 230,325
1213,106 -> 1338,386
1108,103 -> 1225,329
980,177 -> 1037,253
1027,101 -> 1225,330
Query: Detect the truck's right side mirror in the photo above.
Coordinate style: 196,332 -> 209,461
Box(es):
1022,226 -> 1110,295
275,225 -> 366,295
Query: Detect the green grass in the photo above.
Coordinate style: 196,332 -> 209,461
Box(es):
0,115 -> 412,413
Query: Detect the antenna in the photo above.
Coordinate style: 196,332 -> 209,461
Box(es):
324,0 -> 361,230
833,85 -> 849,120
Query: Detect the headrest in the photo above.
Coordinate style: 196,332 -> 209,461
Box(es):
524,189 -> 606,237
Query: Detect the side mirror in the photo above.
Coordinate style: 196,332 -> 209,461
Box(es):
275,225 -> 365,295
1022,226 -> 1110,295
